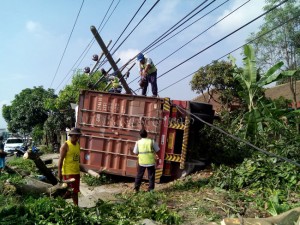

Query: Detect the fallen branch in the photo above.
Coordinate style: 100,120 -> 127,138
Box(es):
204,197 -> 239,213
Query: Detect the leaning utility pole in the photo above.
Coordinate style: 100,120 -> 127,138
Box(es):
90,26 -> 132,95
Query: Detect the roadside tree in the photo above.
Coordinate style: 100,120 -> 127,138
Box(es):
190,60 -> 243,111
248,0 -> 300,108
2,86 -> 56,135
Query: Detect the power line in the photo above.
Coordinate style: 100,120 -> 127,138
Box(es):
91,0 -> 160,78
133,0 -> 290,93
149,0 -> 232,63
55,0 -> 119,91
109,0 -> 147,53
176,105 -> 300,168
66,0 -> 118,78
69,0 -> 121,76
142,0 -> 213,54
156,0 -> 289,80
111,0 -> 161,56
155,0 -> 250,66
159,8 -> 300,94
49,0 -> 85,88
128,0 -> 231,85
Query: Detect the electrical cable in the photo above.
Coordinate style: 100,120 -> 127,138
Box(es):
127,0 -> 230,86
129,0 -> 232,84
156,0 -> 289,80
155,0 -> 248,65
55,0 -> 118,91
55,40 -> 93,91
94,0 -> 225,87
69,0 -> 118,73
109,0 -> 147,53
158,10 -> 300,94
146,0 -> 231,56
91,0 -> 160,79
111,0 -> 160,56
176,105 -> 300,168
142,0 -> 213,54
50,0 -> 85,88
70,0 -> 121,76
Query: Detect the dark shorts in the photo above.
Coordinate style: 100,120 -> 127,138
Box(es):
63,174 -> 80,193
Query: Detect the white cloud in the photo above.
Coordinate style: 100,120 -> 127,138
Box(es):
211,0 -> 265,36
26,20 -> 41,32
116,48 -> 140,65
140,0 -> 181,35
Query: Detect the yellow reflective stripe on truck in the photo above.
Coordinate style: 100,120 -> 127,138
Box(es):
180,116 -> 190,169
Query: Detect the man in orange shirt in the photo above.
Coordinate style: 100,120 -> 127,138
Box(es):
58,128 -> 81,205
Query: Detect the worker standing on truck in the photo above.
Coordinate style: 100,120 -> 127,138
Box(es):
58,128 -> 82,206
137,53 -> 158,97
133,129 -> 160,192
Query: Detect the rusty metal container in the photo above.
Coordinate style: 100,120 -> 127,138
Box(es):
77,90 -> 214,182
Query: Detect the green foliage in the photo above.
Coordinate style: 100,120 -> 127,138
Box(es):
2,86 -> 56,134
208,156 -> 300,192
43,70 -> 107,145
31,124 -> 44,144
266,190 -> 290,216
230,45 -> 296,140
94,192 -> 181,224
190,60 -> 242,110
82,173 -> 112,186
7,157 -> 36,174
38,145 -> 53,154
55,70 -> 106,110
0,192 -> 181,225
192,124 -> 252,165
168,177 -> 208,191
248,0 -> 300,72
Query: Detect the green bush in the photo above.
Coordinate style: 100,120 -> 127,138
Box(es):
0,192 -> 181,225
82,173 -> 111,186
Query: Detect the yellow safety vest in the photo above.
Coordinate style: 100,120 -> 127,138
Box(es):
62,140 -> 80,175
112,77 -> 119,88
140,60 -> 157,75
137,138 -> 155,165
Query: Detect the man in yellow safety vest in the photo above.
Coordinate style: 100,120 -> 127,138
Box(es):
133,129 -> 160,192
137,53 -> 158,97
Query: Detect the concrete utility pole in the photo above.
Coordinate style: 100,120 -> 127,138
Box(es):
90,26 -> 132,95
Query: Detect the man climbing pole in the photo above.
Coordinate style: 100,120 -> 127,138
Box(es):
137,53 -> 158,97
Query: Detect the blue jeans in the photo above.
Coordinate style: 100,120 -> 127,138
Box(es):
142,71 -> 158,96
0,157 -> 5,169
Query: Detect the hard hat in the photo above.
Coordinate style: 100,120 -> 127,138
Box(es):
137,53 -> 145,61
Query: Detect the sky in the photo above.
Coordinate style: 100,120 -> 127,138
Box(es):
0,0 -> 266,129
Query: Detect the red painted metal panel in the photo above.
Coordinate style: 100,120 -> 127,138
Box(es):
77,91 -> 164,178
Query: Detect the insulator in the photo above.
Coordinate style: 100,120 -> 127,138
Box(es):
84,67 -> 90,73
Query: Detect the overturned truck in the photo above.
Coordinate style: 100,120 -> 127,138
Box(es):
77,90 -> 214,183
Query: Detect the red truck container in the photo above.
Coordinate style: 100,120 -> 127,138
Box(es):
77,90 -> 214,182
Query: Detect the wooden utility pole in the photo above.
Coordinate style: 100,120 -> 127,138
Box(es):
90,26 -> 132,95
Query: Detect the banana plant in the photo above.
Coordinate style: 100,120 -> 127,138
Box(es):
229,45 -> 297,140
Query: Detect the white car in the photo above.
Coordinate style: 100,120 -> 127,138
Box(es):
4,137 -> 24,154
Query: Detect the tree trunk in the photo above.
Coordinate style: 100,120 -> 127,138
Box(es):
23,151 -> 58,185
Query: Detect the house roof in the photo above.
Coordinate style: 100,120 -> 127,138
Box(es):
193,81 -> 300,112
265,81 -> 300,100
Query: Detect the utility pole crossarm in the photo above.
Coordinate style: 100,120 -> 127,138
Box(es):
90,26 -> 132,95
